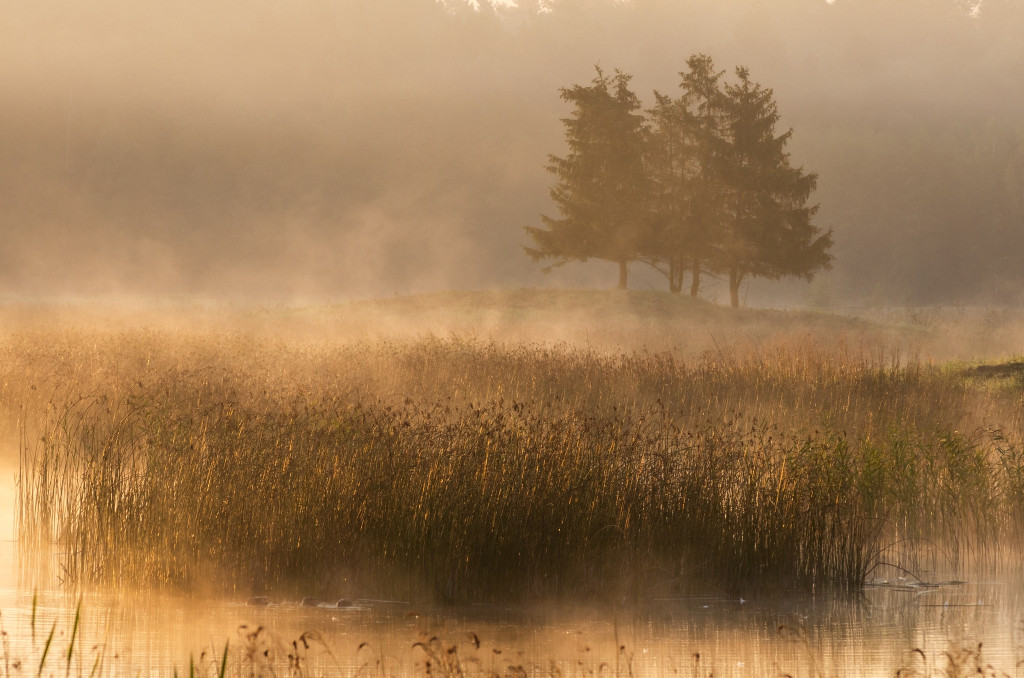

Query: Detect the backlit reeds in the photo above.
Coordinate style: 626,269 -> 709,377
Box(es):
7,328 -> 1024,601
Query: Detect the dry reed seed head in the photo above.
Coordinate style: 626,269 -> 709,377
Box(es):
9,333 -> 1024,599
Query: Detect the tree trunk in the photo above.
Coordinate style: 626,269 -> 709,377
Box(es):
690,259 -> 701,298
729,268 -> 743,308
618,259 -> 628,290
669,257 -> 684,294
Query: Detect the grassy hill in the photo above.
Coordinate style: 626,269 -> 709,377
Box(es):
314,288 -> 942,359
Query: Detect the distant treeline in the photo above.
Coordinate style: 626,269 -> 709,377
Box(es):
528,56 -> 832,306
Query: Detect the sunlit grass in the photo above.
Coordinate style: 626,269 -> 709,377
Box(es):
4,318 -> 1022,602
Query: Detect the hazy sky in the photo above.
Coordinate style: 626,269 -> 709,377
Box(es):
1,0 -> 1022,305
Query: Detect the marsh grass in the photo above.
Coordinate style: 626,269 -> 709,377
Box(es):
0,598 -> 281,678
5,323 -> 1024,601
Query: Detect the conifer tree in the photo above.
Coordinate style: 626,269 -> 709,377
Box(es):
644,90 -> 696,293
677,54 -> 730,298
717,66 -> 832,307
644,54 -> 731,298
526,67 -> 648,290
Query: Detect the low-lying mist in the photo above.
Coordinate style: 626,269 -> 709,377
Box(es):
2,0 -> 1023,305
1,298 -> 1022,603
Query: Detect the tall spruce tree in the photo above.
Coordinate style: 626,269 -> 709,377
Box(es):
526,67 -> 648,290
644,90 -> 696,293
717,66 -> 832,307
677,54 -> 730,298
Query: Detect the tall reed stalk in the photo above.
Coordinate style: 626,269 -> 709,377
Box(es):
9,332 -> 1024,600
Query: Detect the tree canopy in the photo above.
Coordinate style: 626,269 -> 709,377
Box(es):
4,0 -> 1023,303
717,66 -> 832,306
525,68 -> 648,290
529,56 -> 833,306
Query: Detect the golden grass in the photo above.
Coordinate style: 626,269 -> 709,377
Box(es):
2,306 -> 1022,603
2,295 -> 1023,602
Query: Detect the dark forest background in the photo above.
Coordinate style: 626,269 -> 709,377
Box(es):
1,0 -> 1022,306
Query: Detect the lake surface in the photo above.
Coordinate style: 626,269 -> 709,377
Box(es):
2,464 -> 1023,676
1,552 -> 1023,676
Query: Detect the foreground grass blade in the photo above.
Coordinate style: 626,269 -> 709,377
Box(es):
218,642 -> 228,678
65,600 -> 81,678
38,623 -> 55,678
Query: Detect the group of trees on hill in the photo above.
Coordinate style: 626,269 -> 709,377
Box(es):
6,0 -> 1024,303
527,55 -> 833,307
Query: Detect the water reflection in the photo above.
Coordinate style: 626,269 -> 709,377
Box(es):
3,450 -> 1023,676
1,575 -> 1023,676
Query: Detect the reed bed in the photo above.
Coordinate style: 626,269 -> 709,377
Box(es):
5,326 -> 1024,601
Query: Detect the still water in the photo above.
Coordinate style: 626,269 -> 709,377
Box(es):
1,555 -> 1023,676
1,470 -> 1023,676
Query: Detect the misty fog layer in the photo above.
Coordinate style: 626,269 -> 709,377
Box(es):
2,0 -> 1022,304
